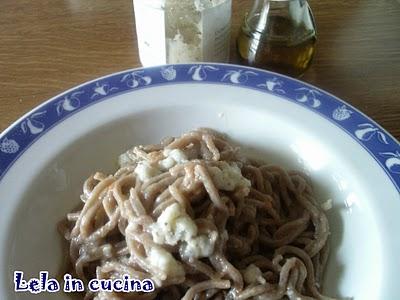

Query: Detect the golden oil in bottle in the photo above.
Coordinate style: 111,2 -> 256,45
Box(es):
237,15 -> 316,78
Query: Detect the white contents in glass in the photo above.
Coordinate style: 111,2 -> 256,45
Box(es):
133,0 -> 232,66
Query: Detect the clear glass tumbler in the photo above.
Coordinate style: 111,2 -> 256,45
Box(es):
134,0 -> 232,67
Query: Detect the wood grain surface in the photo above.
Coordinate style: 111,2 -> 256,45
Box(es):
0,0 -> 399,139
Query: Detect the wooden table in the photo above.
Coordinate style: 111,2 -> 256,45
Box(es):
1,0 -> 399,139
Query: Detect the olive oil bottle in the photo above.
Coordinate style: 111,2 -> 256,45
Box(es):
237,0 -> 317,78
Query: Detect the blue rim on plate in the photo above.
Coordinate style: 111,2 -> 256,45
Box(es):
0,63 -> 399,191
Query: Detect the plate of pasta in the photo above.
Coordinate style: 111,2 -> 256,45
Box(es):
0,64 -> 399,300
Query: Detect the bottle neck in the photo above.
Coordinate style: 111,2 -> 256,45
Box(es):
249,0 -> 270,33
246,0 -> 309,33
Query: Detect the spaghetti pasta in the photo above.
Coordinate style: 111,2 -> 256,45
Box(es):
59,129 -> 336,300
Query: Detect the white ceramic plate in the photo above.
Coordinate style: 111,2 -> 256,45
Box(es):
0,64 -> 399,299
